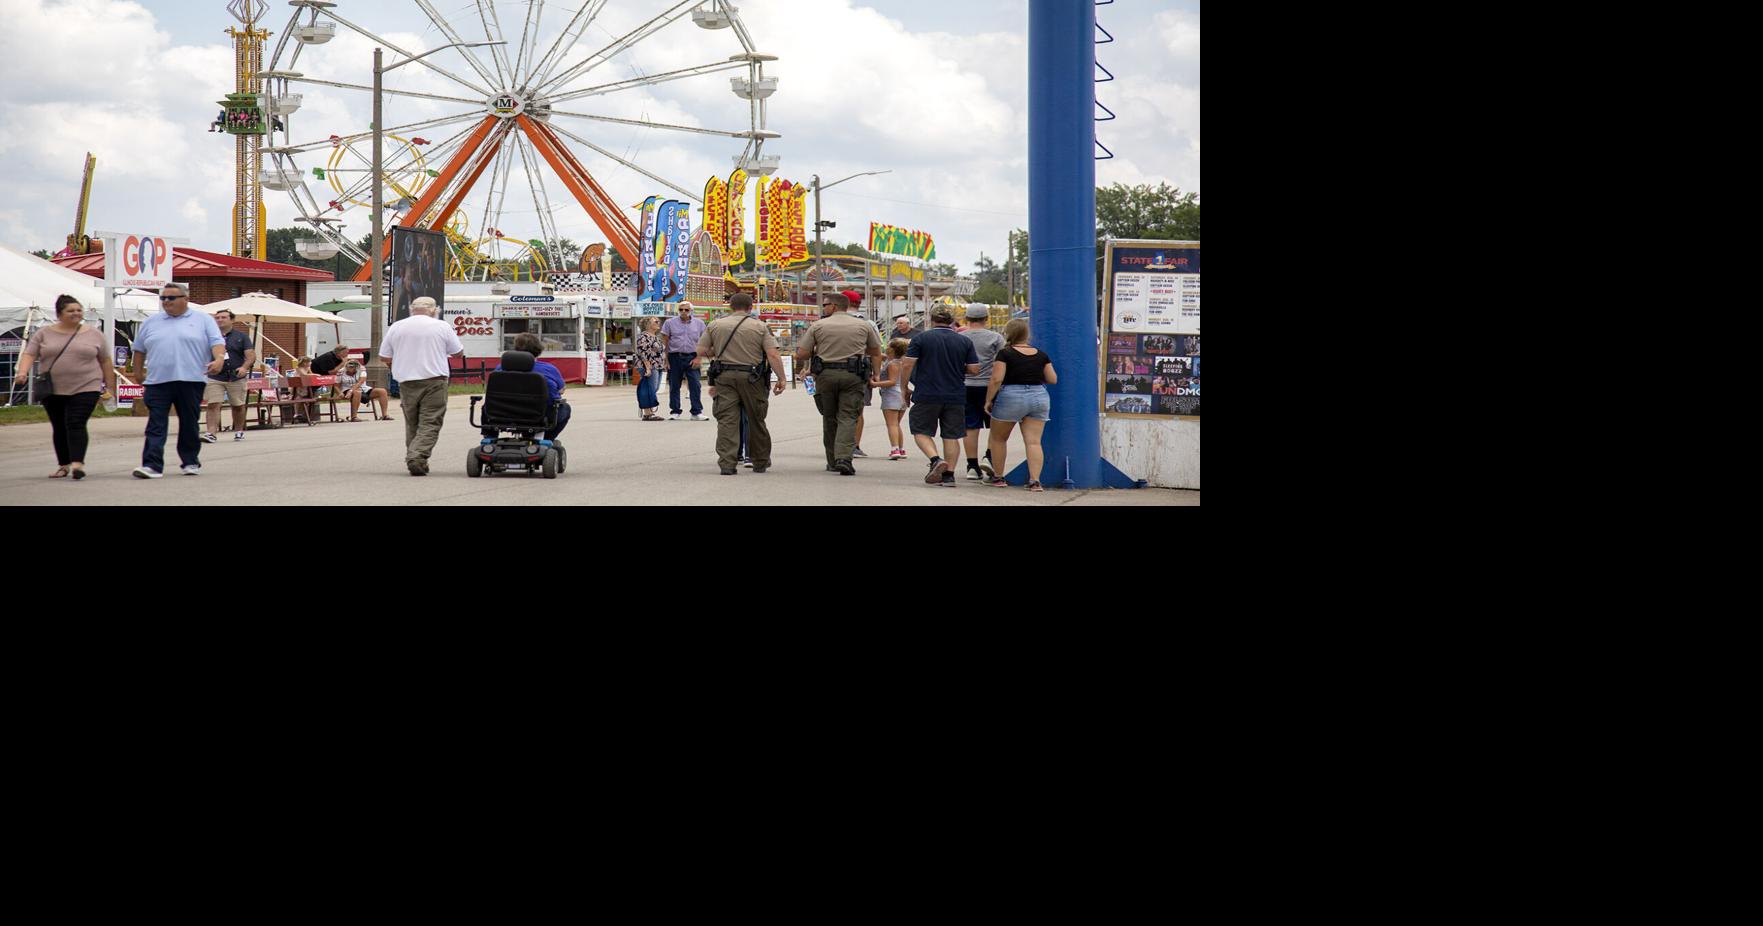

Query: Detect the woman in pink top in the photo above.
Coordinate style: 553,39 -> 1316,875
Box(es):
11,295 -> 116,480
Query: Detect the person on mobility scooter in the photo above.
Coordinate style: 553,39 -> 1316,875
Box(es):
467,333 -> 572,479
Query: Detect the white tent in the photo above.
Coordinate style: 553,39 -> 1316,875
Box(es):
0,241 -> 161,327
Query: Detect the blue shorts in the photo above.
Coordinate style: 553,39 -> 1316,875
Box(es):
990,385 -> 1050,422
965,386 -> 991,430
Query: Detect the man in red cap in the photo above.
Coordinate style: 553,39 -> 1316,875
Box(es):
841,290 -> 875,456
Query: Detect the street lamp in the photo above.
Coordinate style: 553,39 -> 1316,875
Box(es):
367,40 -> 505,390
811,170 -> 890,307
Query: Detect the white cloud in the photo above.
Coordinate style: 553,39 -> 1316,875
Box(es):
0,0 -> 1198,275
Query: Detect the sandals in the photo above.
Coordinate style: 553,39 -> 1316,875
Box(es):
1027,481 -> 1045,493
49,467 -> 70,478
348,416 -> 362,422
71,468 -> 86,481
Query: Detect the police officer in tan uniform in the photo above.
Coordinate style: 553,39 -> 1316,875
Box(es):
794,291 -> 885,476
697,293 -> 786,475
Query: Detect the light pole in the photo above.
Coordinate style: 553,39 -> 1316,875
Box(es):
368,40 -> 504,390
811,170 -> 890,308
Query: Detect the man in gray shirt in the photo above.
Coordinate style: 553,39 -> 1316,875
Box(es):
660,302 -> 708,420
960,305 -> 1006,480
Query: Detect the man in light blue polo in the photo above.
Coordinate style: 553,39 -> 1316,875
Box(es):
131,283 -> 225,478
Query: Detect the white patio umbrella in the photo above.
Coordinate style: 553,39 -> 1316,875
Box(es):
194,292 -> 350,373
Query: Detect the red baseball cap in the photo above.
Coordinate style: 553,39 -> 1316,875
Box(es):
840,289 -> 864,307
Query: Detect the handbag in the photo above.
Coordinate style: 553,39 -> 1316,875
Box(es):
32,327 -> 79,401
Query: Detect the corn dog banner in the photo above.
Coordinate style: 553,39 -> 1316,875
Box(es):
755,175 -> 772,265
788,183 -> 809,263
726,169 -> 748,266
703,176 -> 730,258
868,222 -> 937,262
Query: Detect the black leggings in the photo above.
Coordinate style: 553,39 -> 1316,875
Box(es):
43,391 -> 101,466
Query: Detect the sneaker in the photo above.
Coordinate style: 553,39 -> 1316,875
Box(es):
986,476 -> 1010,488
1027,481 -> 1045,493
132,467 -> 163,479
924,460 -> 950,485
852,447 -> 868,458
691,414 -> 709,421
741,457 -> 753,467
233,431 -> 245,442
668,412 -> 682,420
941,472 -> 957,487
751,465 -> 769,474
181,464 -> 202,476
966,465 -> 984,481
834,461 -> 856,476
889,448 -> 907,460
720,467 -> 738,476
200,433 -> 219,444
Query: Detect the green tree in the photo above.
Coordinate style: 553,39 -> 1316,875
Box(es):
973,281 -> 1009,304
265,226 -> 362,279
1095,183 -> 1200,242
30,249 -> 52,260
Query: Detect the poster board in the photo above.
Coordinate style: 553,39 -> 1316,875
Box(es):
390,226 -> 448,322
1101,239 -> 1200,420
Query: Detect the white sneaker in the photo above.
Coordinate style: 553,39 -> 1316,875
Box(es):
200,432 -> 220,443
668,412 -> 682,420
181,464 -> 202,476
132,467 -> 163,479
234,431 -> 245,441
691,414 -> 709,421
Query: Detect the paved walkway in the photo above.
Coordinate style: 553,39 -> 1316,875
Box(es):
0,385 -> 1198,506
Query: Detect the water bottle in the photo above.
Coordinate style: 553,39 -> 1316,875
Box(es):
804,374 -> 816,397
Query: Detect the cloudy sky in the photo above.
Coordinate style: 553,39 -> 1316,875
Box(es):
0,0 -> 1198,275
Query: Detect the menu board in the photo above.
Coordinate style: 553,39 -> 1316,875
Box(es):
1103,240 -> 1200,418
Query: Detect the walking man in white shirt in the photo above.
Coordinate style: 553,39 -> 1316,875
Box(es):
378,297 -> 464,476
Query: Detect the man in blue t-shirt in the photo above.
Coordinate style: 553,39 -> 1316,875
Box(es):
901,306 -> 980,487
485,332 -> 571,441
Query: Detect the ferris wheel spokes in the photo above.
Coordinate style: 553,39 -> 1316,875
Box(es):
544,120 -> 699,203
325,8 -> 492,97
287,76 -> 486,108
475,1 -> 516,87
522,0 -> 608,96
528,0 -> 699,98
547,108 -> 757,140
413,0 -> 502,90
546,58 -> 748,106
278,112 -> 484,155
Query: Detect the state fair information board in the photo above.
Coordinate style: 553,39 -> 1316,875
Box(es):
1102,240 -> 1200,419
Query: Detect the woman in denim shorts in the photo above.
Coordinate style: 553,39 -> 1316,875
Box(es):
982,320 -> 1057,492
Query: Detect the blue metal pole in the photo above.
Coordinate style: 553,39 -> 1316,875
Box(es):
1025,0 -> 1134,489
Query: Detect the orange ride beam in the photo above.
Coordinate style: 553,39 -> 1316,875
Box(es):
517,115 -> 641,269
353,115 -> 500,282
432,125 -> 510,242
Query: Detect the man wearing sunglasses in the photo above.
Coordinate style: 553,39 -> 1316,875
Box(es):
131,283 -> 226,478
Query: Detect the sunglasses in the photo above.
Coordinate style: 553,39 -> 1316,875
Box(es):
160,296 -> 187,302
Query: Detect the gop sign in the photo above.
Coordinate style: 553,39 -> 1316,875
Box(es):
103,234 -> 175,288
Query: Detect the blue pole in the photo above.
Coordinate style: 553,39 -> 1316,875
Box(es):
1025,0 -> 1134,489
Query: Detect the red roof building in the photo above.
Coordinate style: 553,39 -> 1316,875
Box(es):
53,248 -> 335,368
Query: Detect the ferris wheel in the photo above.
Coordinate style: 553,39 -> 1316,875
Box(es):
256,1 -> 780,282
